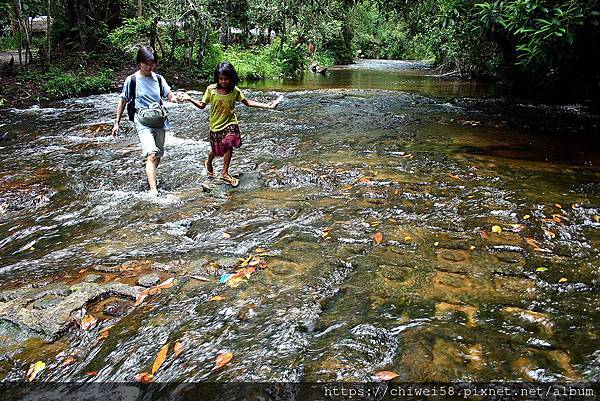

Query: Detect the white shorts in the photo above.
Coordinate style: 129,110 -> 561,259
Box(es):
135,116 -> 166,158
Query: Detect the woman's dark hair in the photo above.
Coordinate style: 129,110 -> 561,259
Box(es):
214,62 -> 239,91
136,46 -> 158,64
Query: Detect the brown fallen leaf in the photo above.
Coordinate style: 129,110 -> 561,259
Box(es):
524,237 -> 541,249
135,372 -> 153,383
223,232 -> 232,239
134,293 -> 148,306
215,352 -> 233,369
78,268 -> 88,274
155,277 -> 176,290
98,327 -> 110,340
543,229 -> 556,239
174,342 -> 184,358
374,232 -> 383,245
375,370 -> 399,381
147,287 -> 162,295
151,343 -> 169,375
83,371 -> 98,376
61,356 -> 77,367
555,203 -> 562,209
509,223 -> 525,232
447,173 -> 460,180
359,177 -> 370,183
479,231 -> 490,240
27,361 -> 46,381
80,314 -> 97,331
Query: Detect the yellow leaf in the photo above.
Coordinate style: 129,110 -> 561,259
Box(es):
374,232 -> 383,245
227,276 -> 245,287
491,225 -> 502,233
209,295 -> 224,301
370,221 -> 380,227
469,245 -> 475,250
555,203 -> 562,209
174,342 -> 184,358
27,361 -> 46,382
80,314 -> 97,331
375,370 -> 399,381
559,278 -> 568,283
523,215 -> 531,220
433,242 -> 439,247
255,247 -> 267,253
342,185 -> 353,191
404,236 -> 412,241
215,352 -> 233,369
223,232 -> 231,239
151,343 -> 169,375
135,372 -> 153,383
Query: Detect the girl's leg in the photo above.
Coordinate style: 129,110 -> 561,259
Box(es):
222,148 -> 233,177
206,150 -> 215,173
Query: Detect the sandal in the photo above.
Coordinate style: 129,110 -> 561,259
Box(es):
204,160 -> 215,178
220,174 -> 239,187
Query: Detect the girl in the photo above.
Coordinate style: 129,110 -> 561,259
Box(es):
182,62 -> 282,187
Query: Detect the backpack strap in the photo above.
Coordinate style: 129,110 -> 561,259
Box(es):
156,73 -> 164,106
129,73 -> 137,103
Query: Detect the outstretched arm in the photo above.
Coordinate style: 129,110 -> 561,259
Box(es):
180,92 -> 207,109
242,95 -> 283,110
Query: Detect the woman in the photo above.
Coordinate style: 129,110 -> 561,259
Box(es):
111,46 -> 182,196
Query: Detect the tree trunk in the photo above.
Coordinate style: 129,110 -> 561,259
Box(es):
149,17 -> 158,49
137,0 -> 142,17
197,28 -> 208,66
47,0 -> 51,65
9,0 -> 23,67
169,22 -> 177,63
219,17 -> 229,47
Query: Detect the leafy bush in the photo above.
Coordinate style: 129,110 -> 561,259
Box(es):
108,18 -> 153,52
40,69 -> 114,98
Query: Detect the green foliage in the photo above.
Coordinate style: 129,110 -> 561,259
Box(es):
108,18 -> 154,52
18,68 -> 114,99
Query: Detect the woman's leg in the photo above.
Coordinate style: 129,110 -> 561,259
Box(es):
207,150 -> 215,173
146,153 -> 160,193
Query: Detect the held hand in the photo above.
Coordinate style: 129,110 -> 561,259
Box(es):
179,92 -> 192,102
269,95 -> 284,109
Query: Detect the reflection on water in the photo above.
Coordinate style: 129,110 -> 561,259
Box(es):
0,60 -> 599,385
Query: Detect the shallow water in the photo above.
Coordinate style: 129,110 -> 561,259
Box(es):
0,60 -> 599,385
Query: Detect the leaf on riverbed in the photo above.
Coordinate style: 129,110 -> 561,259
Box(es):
555,203 -> 562,209
479,231 -> 490,240
447,173 -> 460,180
223,232 -> 231,239
593,215 -> 600,223
156,277 -> 176,289
374,370 -> 399,381
215,352 -> 233,369
374,232 -> 383,245
151,343 -> 169,375
536,267 -> 548,272
404,236 -> 412,241
78,268 -> 88,274
83,371 -> 98,376
134,293 -> 147,306
189,275 -> 212,282
135,372 -> 153,383
509,223 -> 525,232
209,295 -> 225,301
523,214 -> 531,220
61,356 -> 77,367
359,177 -> 370,183
491,225 -> 502,233
98,327 -> 110,340
524,237 -> 541,249
227,276 -> 245,287
342,184 -> 353,191
543,229 -> 556,239
27,361 -> 46,381
80,314 -> 97,330
174,342 -> 184,358
559,277 -> 568,283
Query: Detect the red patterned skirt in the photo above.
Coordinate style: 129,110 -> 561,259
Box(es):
209,124 -> 242,157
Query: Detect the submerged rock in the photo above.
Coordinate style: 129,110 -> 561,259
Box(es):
0,282 -> 143,340
136,274 -> 161,288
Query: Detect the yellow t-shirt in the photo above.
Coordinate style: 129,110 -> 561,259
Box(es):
201,84 -> 245,132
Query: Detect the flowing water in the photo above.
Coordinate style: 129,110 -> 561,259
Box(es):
0,60 -> 599,388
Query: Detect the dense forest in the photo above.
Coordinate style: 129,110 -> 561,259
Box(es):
1,0 -> 599,103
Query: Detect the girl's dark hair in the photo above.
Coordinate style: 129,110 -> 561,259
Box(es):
214,62 -> 239,91
136,46 -> 158,64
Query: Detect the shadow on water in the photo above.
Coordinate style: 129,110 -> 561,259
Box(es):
0,59 -> 599,386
